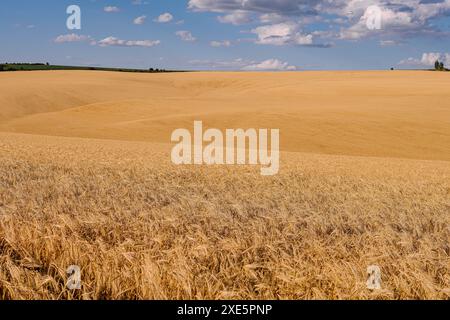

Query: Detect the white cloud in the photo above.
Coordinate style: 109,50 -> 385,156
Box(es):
176,30 -> 196,42
217,11 -> 251,25
188,0 -> 450,44
54,34 -> 160,48
210,40 -> 232,47
259,13 -> 285,24
242,59 -> 297,71
252,22 -> 313,46
98,36 -> 160,47
155,13 -> 173,23
189,57 -> 297,71
339,5 -> 417,40
54,34 -> 94,44
104,6 -> 120,13
399,52 -> 449,67
134,15 -> 147,25
420,52 -> 442,66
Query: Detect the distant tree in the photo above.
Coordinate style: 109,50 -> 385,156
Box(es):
435,60 -> 440,70
439,62 -> 444,71
46,62 -> 50,66
149,68 -> 154,72
390,67 -> 394,70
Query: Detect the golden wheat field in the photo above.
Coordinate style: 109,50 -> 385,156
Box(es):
0,70 -> 449,300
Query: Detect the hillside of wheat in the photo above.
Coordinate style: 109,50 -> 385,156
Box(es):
0,70 -> 449,299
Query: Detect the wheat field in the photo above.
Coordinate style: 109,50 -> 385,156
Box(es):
0,71 -> 449,300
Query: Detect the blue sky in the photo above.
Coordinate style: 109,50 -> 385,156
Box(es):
1,0 -> 449,70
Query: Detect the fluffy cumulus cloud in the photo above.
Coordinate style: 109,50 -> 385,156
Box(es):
155,13 -> 174,23
210,40 -> 232,47
399,52 -> 450,67
54,34 -> 93,44
188,0 -> 450,45
104,6 -> 120,13
218,10 -> 252,25
54,34 -> 160,48
338,2 -> 424,40
98,36 -> 160,47
176,30 -> 197,41
252,22 -> 313,46
134,15 -> 147,25
242,59 -> 297,71
189,58 -> 296,71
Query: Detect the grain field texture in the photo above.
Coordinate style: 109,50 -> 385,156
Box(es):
0,71 -> 449,299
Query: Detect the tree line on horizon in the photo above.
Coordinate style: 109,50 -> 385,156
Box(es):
0,63 -> 172,73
